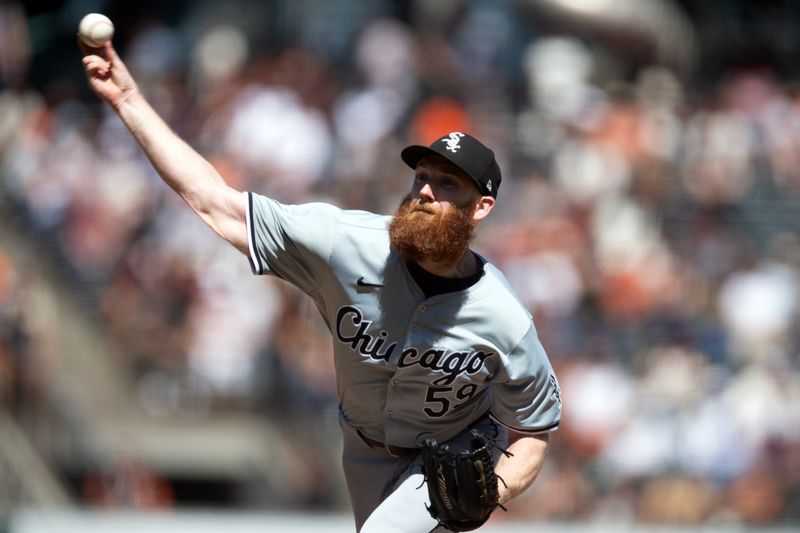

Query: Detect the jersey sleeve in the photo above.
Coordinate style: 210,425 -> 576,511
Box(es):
490,323 -> 561,433
245,192 -> 339,294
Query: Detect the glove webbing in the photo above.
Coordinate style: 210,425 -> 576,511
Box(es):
420,430 -> 513,532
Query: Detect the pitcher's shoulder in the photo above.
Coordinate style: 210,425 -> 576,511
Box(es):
338,209 -> 393,231
482,263 -> 531,312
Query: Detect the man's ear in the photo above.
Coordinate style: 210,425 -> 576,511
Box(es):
472,196 -> 495,222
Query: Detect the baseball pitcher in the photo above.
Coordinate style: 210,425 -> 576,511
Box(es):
80,39 -> 561,532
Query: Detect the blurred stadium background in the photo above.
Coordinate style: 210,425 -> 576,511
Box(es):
1,0 -> 800,531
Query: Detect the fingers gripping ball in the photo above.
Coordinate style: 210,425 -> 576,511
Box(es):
78,13 -> 115,47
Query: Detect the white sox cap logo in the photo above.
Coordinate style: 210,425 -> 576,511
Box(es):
441,132 -> 465,153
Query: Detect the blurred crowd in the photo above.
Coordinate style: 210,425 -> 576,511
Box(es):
1,0 -> 800,526
0,245 -> 28,417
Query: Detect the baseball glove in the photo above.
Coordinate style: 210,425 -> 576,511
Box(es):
421,429 -> 510,532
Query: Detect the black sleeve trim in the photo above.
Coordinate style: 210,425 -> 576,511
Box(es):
246,192 -> 264,275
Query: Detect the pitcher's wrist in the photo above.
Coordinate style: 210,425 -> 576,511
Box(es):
112,87 -> 139,110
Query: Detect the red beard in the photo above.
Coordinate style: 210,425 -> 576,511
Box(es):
389,196 -> 476,264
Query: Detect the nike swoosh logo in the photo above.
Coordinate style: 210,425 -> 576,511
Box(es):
357,276 -> 384,288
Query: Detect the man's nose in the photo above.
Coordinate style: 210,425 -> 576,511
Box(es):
418,182 -> 435,201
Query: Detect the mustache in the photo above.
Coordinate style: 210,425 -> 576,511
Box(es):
400,197 -> 438,215
413,204 -> 437,214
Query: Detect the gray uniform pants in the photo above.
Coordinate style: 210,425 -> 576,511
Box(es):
339,411 -> 508,533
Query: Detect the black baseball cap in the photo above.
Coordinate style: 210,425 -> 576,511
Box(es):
401,132 -> 502,198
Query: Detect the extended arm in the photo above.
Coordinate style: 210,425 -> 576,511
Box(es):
495,431 -> 549,505
80,41 -> 248,254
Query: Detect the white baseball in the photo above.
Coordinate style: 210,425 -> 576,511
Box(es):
78,13 -> 115,47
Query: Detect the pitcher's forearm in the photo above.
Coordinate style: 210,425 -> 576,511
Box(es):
495,433 -> 549,505
117,91 -> 224,197
115,90 -> 248,252
81,41 -> 247,250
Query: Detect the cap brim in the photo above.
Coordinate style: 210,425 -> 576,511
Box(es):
400,145 -> 442,170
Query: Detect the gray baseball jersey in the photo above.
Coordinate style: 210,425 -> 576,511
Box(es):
245,192 -> 561,448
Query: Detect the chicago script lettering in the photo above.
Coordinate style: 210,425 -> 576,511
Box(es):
336,305 -> 494,385
336,306 -> 396,361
